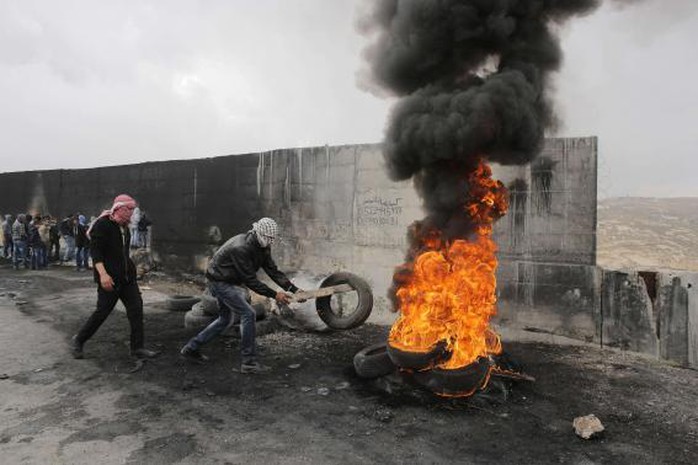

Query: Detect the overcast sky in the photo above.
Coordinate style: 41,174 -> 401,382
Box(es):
0,0 -> 696,198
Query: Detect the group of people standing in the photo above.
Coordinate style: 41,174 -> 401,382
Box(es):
1,213 -> 90,271
1,208 -> 152,272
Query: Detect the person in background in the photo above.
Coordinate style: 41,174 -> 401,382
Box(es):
39,216 -> 51,269
136,210 -> 152,249
49,216 -> 61,263
129,206 -> 141,249
70,194 -> 158,360
60,214 -> 76,264
75,214 -> 90,272
12,214 -> 29,270
179,217 -> 303,373
2,214 -> 13,259
28,215 -> 46,270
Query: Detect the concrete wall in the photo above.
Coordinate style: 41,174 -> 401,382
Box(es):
600,270 -> 698,369
0,138 -> 598,334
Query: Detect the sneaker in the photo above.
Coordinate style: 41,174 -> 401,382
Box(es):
131,348 -> 159,359
70,335 -> 84,359
179,346 -> 209,364
240,361 -> 271,374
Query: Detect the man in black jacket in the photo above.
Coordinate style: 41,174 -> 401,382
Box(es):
180,217 -> 301,373
70,194 -> 157,360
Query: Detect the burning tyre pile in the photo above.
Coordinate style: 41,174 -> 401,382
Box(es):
354,0 -> 597,398
385,162 -> 517,397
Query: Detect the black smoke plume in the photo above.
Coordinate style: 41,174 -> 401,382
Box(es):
360,0 -> 600,244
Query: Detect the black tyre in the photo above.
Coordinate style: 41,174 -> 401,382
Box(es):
194,298 -> 266,323
316,272 -> 373,330
189,303 -> 207,317
184,309 -> 214,329
387,340 -> 451,371
354,343 -> 396,379
252,301 -> 267,321
199,294 -> 220,316
410,357 -> 492,397
166,295 -> 201,312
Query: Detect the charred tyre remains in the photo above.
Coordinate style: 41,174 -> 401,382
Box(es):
386,340 -> 451,371
353,343 -> 396,379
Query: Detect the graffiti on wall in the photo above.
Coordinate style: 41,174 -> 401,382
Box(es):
356,193 -> 403,227
354,191 -> 407,248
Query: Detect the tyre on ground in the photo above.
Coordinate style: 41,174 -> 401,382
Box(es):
353,343 -> 396,379
184,309 -> 214,329
386,340 -> 451,371
166,295 -> 201,312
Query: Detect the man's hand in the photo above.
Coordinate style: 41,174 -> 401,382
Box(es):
100,273 -> 115,292
275,291 -> 292,305
95,262 -> 114,291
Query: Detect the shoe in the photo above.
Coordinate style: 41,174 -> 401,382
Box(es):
131,348 -> 159,359
70,335 -> 84,359
179,346 -> 209,364
240,361 -> 271,374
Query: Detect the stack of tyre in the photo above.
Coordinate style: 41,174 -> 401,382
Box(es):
354,340 -> 526,397
165,293 -> 268,331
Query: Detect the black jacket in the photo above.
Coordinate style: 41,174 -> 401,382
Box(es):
206,232 -> 298,298
75,223 -> 89,248
90,216 -> 136,285
59,218 -> 74,237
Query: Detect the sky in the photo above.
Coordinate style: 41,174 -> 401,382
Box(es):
0,0 -> 696,198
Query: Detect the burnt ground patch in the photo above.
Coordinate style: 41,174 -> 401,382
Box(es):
0,263 -> 697,464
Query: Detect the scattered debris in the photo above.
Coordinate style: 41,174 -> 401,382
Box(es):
300,386 -> 312,393
573,414 -> 605,439
374,408 -> 394,423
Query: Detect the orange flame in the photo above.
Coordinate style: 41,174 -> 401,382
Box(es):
389,160 -> 509,370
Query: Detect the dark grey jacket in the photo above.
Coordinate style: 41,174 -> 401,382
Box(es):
206,232 -> 298,298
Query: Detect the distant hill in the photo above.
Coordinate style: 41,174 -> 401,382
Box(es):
597,197 -> 698,272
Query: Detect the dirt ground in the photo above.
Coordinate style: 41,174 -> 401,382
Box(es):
0,264 -> 696,465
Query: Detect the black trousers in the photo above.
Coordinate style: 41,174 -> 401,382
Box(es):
75,281 -> 144,351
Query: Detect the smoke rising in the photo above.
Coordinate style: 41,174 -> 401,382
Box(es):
360,0 -> 601,242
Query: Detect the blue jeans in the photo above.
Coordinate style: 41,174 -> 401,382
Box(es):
31,245 -> 46,269
76,247 -> 90,269
185,281 -> 257,364
63,236 -> 76,262
3,234 -> 12,258
13,240 -> 28,269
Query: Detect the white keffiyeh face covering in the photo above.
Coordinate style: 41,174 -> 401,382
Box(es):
252,217 -> 278,248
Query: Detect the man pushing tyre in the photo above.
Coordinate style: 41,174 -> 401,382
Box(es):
180,217 -> 303,374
